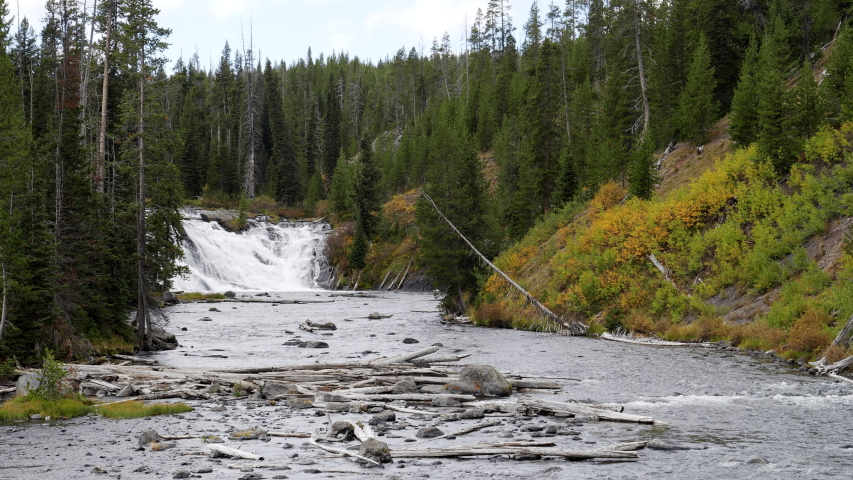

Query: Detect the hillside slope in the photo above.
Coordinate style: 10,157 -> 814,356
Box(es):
474,124 -> 853,362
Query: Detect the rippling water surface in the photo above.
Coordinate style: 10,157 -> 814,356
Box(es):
157,291 -> 853,479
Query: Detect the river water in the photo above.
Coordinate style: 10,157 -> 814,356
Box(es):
154,290 -> 853,479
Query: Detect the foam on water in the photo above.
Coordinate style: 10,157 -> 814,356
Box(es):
171,219 -> 330,292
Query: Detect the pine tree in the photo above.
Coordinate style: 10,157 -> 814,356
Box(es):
627,135 -> 659,200
729,36 -> 759,146
677,35 -> 717,142
790,61 -> 826,140
823,26 -> 853,122
351,137 -> 381,239
756,17 -> 796,172
416,100 -> 492,313
557,148 -> 578,206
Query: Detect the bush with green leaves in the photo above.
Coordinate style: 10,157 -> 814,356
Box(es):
27,351 -> 68,401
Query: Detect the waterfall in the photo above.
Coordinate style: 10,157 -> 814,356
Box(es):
171,218 -> 331,292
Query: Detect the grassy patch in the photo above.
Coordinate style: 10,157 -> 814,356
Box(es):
0,396 -> 94,421
96,401 -> 193,419
0,396 -> 193,421
176,292 -> 227,301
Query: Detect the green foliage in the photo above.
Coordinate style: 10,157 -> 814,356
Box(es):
0,358 -> 15,375
27,351 -> 68,401
678,35 -> 717,142
627,135 -> 659,200
729,36 -> 760,146
348,228 -> 369,271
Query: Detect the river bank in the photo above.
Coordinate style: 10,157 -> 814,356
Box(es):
2,291 -> 852,479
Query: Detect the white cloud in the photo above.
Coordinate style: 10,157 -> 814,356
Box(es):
365,0 -> 481,46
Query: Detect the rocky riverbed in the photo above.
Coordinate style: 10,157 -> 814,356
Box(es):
3,291 -> 853,479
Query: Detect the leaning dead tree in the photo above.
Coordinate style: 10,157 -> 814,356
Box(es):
420,190 -> 587,335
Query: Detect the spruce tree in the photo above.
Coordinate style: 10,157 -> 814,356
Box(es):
677,35 -> 717,142
351,137 -> 381,239
790,61 -> 826,140
823,26 -> 853,122
729,36 -> 759,146
756,17 -> 796,173
627,135 -> 659,200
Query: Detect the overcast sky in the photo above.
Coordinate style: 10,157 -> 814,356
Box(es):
11,0 -> 540,69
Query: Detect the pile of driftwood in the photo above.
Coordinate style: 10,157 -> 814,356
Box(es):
60,346 -> 661,466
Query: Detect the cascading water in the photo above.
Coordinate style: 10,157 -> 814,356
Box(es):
172,215 -> 331,292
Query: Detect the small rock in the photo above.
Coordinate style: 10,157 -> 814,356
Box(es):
283,339 -> 302,346
229,427 -> 269,441
392,377 -> 418,394
315,392 -> 352,403
420,385 -> 446,394
91,466 -> 108,474
29,414 -> 43,421
331,421 -> 355,437
199,317 -> 213,322
458,409 -> 485,420
402,338 -> 419,344
202,383 -> 220,394
431,397 -> 461,407
368,312 -> 382,320
173,469 -> 191,479
181,327 -> 187,331
298,341 -> 329,349
194,467 -> 214,473
286,398 -> 314,410
416,427 -> 444,438
209,307 -> 220,312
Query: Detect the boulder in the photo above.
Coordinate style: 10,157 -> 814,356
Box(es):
229,428 -> 269,441
331,421 -> 354,437
402,338 -> 419,344
315,392 -> 352,403
16,372 -> 42,397
162,291 -> 179,305
223,291 -> 236,299
262,382 -> 298,398
116,384 -> 136,397
368,312 -> 382,320
358,438 -> 392,464
444,365 -> 512,397
199,209 -> 238,225
306,321 -> 337,331
298,341 -> 329,349
372,410 -> 396,423
138,430 -> 163,447
391,377 -> 418,394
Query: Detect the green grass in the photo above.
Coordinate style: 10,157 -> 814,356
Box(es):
0,396 -> 94,420
0,397 -> 193,421
96,401 -> 193,419
176,292 -> 227,301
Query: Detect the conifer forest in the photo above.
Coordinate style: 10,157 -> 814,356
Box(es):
2,0 -> 853,364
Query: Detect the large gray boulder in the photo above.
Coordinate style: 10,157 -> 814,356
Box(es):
16,372 -> 41,397
444,365 -> 512,397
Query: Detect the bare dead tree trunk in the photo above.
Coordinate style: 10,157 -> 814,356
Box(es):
136,44 -> 150,350
242,27 -> 257,199
97,0 -> 113,194
633,0 -> 650,139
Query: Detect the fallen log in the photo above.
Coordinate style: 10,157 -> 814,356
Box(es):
267,431 -> 312,438
208,444 -> 263,460
345,393 -> 477,402
0,387 -> 17,395
519,396 -> 661,424
510,380 -> 563,390
372,346 -> 440,365
601,331 -> 711,347
111,354 -> 157,364
390,445 -> 638,460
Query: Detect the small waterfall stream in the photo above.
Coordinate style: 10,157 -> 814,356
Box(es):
172,217 -> 331,292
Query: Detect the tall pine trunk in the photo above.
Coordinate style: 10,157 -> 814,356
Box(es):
97,0 -> 112,193
136,44 -> 150,349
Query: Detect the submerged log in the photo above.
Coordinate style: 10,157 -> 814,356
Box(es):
390,445 -> 638,460
518,397 -> 660,424
373,346 -> 440,365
